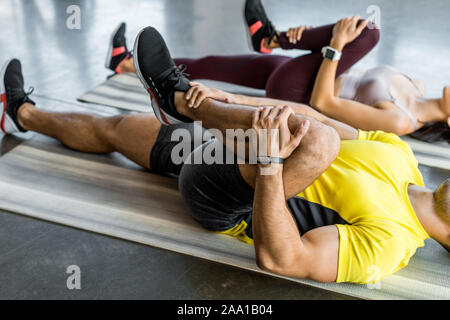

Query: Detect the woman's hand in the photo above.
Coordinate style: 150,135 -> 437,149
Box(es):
286,25 -> 312,44
331,16 -> 368,51
185,82 -> 232,108
252,106 -> 309,159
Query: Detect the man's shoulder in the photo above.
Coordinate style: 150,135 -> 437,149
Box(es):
336,222 -> 422,283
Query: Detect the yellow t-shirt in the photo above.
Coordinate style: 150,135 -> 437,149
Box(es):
297,130 -> 429,284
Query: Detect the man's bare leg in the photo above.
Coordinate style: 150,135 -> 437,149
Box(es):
119,58 -> 136,73
17,103 -> 161,169
173,92 -> 340,198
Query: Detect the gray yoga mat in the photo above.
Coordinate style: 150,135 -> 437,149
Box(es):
78,73 -> 450,170
0,135 -> 448,300
78,72 -> 266,113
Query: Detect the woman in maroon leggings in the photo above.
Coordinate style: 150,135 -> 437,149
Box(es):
110,20 -> 378,105
106,5 -> 449,139
173,22 -> 378,105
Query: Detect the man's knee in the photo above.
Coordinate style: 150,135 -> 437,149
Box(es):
102,115 -> 128,142
106,114 -> 127,127
295,116 -> 340,167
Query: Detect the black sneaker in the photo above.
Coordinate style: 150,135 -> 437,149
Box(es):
0,59 -> 35,134
244,0 -> 278,54
105,22 -> 131,73
133,26 -> 192,125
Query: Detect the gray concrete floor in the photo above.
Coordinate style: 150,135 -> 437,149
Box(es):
0,0 -> 449,299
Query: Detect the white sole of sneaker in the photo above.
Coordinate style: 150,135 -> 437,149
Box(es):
104,22 -> 123,70
0,58 -> 20,134
132,28 -> 183,126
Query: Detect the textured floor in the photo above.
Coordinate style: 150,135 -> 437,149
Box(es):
0,0 -> 449,299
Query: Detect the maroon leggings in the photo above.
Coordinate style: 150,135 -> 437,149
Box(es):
174,23 -> 379,104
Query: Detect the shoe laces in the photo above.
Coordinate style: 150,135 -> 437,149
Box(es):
160,65 -> 189,91
176,64 -> 190,77
6,86 -> 34,103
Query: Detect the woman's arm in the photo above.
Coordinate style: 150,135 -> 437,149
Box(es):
309,17 -> 363,109
311,53 -> 410,134
309,17 -> 412,135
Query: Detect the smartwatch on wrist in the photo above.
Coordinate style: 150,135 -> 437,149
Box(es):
256,156 -> 285,165
321,46 -> 342,61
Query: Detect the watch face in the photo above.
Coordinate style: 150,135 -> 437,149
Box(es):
258,156 -> 270,164
325,49 -> 335,59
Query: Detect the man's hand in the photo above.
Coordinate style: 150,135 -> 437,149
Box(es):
286,25 -> 312,44
331,16 -> 368,51
252,106 -> 310,159
185,81 -> 232,108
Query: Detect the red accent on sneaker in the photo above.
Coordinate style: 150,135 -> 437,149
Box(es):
112,46 -> 126,57
259,38 -> 272,54
147,88 -> 175,125
249,20 -> 263,36
0,93 -> 7,133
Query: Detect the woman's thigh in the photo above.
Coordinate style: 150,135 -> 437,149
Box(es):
175,54 -> 290,89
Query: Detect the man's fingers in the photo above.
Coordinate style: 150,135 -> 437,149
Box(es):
186,86 -> 199,104
260,106 -> 272,123
292,120 -> 310,147
194,93 -> 205,108
252,108 -> 262,129
193,91 -> 206,108
185,86 -> 195,100
189,87 -> 201,107
186,82 -> 201,99
268,106 -> 282,122
278,107 -> 294,141
278,105 -> 294,123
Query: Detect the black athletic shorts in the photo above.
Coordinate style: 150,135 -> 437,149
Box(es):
150,123 -> 348,242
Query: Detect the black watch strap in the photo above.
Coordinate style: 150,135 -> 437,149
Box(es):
256,156 -> 285,165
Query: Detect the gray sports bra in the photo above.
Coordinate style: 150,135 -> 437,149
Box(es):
339,65 -> 423,130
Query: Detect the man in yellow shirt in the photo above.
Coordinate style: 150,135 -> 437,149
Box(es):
129,25 -> 449,284
170,102 -> 448,284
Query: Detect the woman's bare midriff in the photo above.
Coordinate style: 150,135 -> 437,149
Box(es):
335,72 -> 424,113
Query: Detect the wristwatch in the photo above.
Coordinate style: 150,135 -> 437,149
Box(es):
256,156 -> 285,165
321,46 -> 342,61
